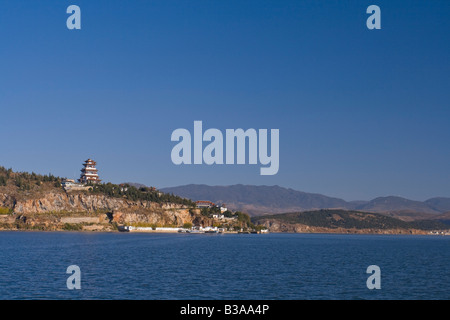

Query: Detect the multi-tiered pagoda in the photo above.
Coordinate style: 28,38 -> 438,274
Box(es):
79,159 -> 101,184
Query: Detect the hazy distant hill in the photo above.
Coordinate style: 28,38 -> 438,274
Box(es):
354,196 -> 441,214
161,184 -> 350,215
160,184 -> 450,219
424,197 -> 450,213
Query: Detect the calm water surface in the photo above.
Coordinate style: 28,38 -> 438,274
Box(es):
0,232 -> 448,299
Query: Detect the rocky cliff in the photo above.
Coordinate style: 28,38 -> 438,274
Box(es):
0,191 -> 201,231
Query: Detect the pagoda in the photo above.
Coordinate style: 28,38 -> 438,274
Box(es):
79,159 -> 101,184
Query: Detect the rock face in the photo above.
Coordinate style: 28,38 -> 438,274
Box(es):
11,192 -> 164,214
0,193 -> 15,209
111,208 -> 194,226
0,191 -> 198,228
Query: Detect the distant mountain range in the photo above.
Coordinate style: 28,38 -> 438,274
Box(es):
159,184 -> 450,221
252,209 -> 449,233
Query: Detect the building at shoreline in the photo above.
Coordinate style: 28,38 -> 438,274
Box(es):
79,159 -> 101,184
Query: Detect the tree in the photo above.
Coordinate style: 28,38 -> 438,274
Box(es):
223,210 -> 233,217
183,222 -> 193,229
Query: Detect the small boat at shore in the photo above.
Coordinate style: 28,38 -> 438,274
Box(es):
117,225 -> 130,232
187,229 -> 204,234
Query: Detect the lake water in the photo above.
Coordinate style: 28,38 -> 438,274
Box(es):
0,232 -> 448,300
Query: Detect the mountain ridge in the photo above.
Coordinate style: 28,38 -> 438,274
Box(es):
160,184 -> 450,219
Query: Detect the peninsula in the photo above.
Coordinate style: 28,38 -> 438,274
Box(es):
0,162 -> 448,235
0,162 -> 255,233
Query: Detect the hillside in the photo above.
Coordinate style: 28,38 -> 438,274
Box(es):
424,197 -> 450,213
252,209 -> 449,234
0,167 -> 194,206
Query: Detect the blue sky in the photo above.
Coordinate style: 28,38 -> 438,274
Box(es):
1,0 -> 449,201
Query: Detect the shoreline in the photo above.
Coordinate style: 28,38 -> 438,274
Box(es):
0,227 -> 448,236
1,214 -> 449,236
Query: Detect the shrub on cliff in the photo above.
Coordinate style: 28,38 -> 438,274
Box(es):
0,207 -> 11,214
62,223 -> 83,231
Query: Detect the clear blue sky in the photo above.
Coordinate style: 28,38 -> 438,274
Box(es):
1,0 -> 449,201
